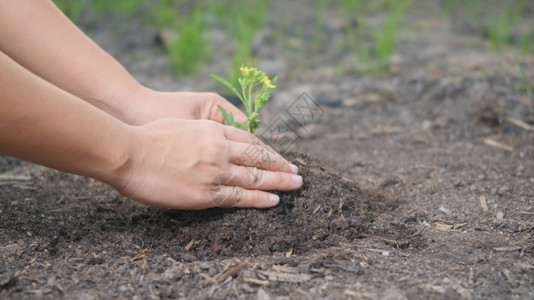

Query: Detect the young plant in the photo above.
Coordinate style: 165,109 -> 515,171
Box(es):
515,54 -> 532,95
167,8 -> 210,77
212,66 -> 277,134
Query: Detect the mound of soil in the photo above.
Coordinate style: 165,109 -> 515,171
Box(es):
130,152 -> 394,260
0,153 -> 393,263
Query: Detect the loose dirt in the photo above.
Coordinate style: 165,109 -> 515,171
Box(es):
1,0 -> 533,299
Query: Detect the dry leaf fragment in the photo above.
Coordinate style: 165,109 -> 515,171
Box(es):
285,248 -> 293,258
433,222 -> 453,231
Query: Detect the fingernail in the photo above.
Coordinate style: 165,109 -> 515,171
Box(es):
269,194 -> 280,204
289,163 -> 299,174
292,175 -> 303,187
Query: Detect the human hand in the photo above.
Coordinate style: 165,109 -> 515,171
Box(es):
112,119 -> 301,209
126,89 -> 247,126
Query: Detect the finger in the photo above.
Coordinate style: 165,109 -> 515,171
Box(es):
223,125 -> 279,156
227,165 -> 303,191
210,185 -> 281,208
228,141 -> 295,173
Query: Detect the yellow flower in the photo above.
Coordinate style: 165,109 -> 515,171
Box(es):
240,66 -> 253,77
262,75 -> 276,89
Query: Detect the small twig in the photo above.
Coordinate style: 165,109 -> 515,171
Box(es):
483,138 -> 514,152
403,225 -> 427,239
243,277 -> 269,286
215,263 -> 249,285
493,246 -> 521,252
505,117 -> 534,131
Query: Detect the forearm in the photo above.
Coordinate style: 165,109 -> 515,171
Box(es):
0,0 -> 147,122
0,51 -> 131,185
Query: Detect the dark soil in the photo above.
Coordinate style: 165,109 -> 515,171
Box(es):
136,152 -> 393,259
1,0 -> 533,299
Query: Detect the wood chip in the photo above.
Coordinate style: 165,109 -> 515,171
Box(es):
433,222 -> 453,231
285,248 -> 293,258
479,196 -> 489,212
184,240 -> 195,251
453,223 -> 467,229
371,126 -> 403,135
0,243 -> 23,255
493,246 -> 521,252
505,117 -> 534,131
483,138 -> 514,152
258,271 -> 312,283
0,174 -> 31,181
439,206 -> 451,215
243,277 -> 269,286
496,211 -> 504,220
296,158 -> 307,166
272,266 -> 298,274
338,199 -> 345,213
214,263 -> 249,285
344,290 -> 360,297
324,264 -> 358,272
256,288 -> 271,300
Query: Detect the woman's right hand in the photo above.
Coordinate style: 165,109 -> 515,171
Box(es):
113,119 -> 302,210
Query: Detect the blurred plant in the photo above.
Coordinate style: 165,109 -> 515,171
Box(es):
225,0 -> 270,87
338,0 -> 371,71
92,0 -> 142,16
150,0 -> 178,28
53,0 -> 84,22
230,17 -> 255,88
375,0 -> 411,68
447,0 -> 531,53
338,0 -> 411,72
515,54 -> 532,95
212,66 -> 277,134
167,9 -> 210,77
312,0 -> 329,51
485,11 -> 512,51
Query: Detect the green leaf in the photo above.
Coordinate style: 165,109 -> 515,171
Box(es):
248,112 -> 261,134
516,54 -> 532,94
211,74 -> 246,105
217,105 -> 247,130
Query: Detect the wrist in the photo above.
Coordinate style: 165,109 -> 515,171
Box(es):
89,122 -> 138,190
86,80 -> 149,124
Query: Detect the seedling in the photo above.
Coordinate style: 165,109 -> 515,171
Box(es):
167,9 -> 210,77
515,54 -> 532,95
212,66 -> 277,134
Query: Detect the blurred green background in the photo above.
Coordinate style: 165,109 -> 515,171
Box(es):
52,0 -> 533,85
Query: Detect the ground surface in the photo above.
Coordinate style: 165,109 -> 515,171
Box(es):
1,0 -> 533,299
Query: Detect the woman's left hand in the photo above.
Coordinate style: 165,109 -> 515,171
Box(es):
126,89 -> 247,126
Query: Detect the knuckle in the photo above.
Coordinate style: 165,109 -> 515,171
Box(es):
249,167 -> 263,186
232,186 -> 246,206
